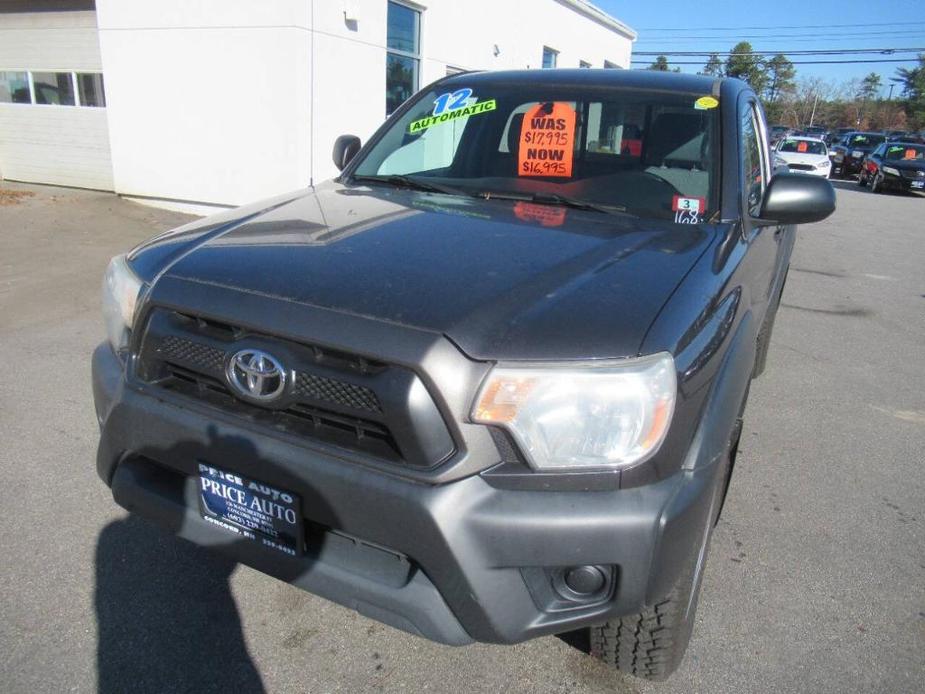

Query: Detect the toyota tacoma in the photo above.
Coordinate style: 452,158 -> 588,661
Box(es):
93,70 -> 835,680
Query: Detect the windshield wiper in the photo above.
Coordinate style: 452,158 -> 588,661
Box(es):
476,190 -> 627,216
350,174 -> 466,196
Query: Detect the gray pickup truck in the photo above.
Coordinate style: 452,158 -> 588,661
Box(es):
93,70 -> 834,680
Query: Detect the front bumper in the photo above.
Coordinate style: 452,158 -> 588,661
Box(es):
93,343 -> 721,646
882,173 -> 925,192
833,156 -> 864,176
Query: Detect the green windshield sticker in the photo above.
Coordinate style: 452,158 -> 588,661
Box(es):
409,100 -> 497,133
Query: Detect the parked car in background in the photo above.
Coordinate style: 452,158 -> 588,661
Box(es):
830,131 -> 886,178
859,141 -> 925,193
92,69 -> 836,682
774,136 -> 831,177
800,125 -> 827,139
824,128 -> 852,147
769,124 -> 792,145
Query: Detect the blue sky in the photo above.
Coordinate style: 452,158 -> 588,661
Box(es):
595,0 -> 925,95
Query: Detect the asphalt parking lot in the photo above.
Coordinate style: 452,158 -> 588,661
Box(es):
1,179 -> 923,694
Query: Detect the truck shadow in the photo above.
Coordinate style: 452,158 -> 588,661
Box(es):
93,426 -> 335,694
94,516 -> 266,694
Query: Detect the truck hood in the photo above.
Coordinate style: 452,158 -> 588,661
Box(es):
134,182 -> 717,361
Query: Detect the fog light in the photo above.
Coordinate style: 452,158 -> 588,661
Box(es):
562,565 -> 606,596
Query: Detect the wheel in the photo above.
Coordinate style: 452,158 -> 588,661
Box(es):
870,172 -> 882,194
589,548 -> 705,681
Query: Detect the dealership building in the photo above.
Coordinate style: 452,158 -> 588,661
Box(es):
0,1 -> 635,211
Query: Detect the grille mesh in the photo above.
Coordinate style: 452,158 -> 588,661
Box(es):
158,335 -> 381,414
294,373 -> 381,413
159,336 -> 225,375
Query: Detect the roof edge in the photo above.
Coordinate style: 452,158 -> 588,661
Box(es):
557,0 -> 637,40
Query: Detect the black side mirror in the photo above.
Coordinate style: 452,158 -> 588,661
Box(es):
333,135 -> 361,171
757,172 -> 836,226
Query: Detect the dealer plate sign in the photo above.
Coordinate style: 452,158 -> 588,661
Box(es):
197,463 -> 301,556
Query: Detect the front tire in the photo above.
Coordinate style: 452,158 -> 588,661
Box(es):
590,551 -> 704,681
871,172 -> 883,194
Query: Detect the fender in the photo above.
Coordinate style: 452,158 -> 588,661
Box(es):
645,309 -> 757,604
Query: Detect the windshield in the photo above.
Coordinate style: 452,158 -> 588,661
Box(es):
885,144 -> 925,161
848,134 -> 884,148
351,82 -> 721,222
779,139 -> 826,155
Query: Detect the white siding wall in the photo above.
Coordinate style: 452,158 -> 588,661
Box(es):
0,106 -> 113,189
0,10 -> 102,71
96,0 -> 313,207
0,11 -> 113,189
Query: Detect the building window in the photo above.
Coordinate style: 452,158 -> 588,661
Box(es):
0,71 -> 30,103
604,60 -> 621,69
386,1 -> 420,115
77,73 -> 106,107
542,47 -> 558,69
579,60 -> 591,68
31,71 -> 75,105
0,71 -> 105,107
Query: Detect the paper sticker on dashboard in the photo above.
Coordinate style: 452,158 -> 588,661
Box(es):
672,195 -> 705,224
518,102 -> 576,178
694,96 -> 719,110
408,91 -> 497,133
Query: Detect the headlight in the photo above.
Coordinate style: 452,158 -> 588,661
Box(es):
472,353 -> 676,471
102,254 -> 145,353
883,166 -> 900,176
816,160 -> 830,169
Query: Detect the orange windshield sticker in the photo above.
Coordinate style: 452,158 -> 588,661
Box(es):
513,201 -> 567,227
797,141 -> 808,153
518,102 -> 576,178
905,148 -> 917,159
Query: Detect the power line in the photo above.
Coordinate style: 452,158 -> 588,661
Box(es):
638,36 -> 925,45
631,58 -> 918,65
636,30 -> 925,41
634,48 -> 925,56
637,21 -> 925,32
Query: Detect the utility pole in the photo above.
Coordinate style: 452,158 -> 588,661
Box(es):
888,83 -> 894,100
808,92 -> 819,127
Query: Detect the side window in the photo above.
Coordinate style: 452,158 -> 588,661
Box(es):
741,103 -> 767,217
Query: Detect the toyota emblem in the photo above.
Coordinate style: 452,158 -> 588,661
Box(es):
226,349 -> 287,402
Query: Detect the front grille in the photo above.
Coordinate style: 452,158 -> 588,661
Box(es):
135,309 -> 455,469
293,372 -> 381,414
161,335 -> 225,373
787,163 -> 814,171
158,333 -> 382,415
161,363 -> 400,462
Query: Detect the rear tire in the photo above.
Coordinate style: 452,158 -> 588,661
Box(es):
589,551 -> 704,681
